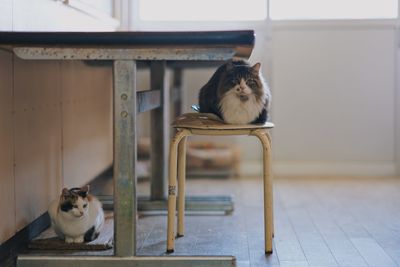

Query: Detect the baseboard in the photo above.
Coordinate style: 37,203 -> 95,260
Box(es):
240,160 -> 397,177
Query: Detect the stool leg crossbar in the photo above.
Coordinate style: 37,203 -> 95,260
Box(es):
166,126 -> 274,254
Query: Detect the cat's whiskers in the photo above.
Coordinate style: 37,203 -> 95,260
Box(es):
219,88 -> 264,124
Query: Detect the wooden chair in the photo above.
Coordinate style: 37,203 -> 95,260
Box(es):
166,113 -> 275,254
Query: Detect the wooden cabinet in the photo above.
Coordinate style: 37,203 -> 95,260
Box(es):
13,59 -> 63,231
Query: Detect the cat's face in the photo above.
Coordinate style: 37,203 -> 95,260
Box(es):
59,186 -> 89,218
218,62 -> 264,102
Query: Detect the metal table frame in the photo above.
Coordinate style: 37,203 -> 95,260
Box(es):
4,30 -> 254,267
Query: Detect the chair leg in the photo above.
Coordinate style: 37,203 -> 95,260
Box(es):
252,129 -> 274,254
177,136 -> 187,237
167,130 -> 189,253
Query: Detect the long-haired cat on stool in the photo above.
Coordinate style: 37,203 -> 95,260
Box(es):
199,59 -> 271,124
48,185 -> 104,243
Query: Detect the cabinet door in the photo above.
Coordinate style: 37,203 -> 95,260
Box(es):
0,50 -> 15,244
61,61 -> 113,188
14,59 -> 62,230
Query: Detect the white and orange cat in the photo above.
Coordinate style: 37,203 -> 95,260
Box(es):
48,185 -> 104,243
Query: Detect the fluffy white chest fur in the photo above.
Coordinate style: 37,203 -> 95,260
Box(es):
219,87 -> 266,124
48,198 -> 104,243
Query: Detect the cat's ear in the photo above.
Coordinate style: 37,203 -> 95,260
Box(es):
252,63 -> 261,72
79,185 -> 89,197
225,60 -> 235,71
81,185 -> 89,193
62,188 -> 70,197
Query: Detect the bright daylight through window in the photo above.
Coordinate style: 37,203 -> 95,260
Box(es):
139,0 -> 267,21
269,0 -> 398,20
139,0 -> 398,21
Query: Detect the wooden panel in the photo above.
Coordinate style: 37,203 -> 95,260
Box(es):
0,50 -> 15,244
14,58 -> 62,231
0,0 -> 13,31
61,61 -> 112,188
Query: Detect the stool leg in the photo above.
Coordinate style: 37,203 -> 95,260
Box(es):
261,132 -> 274,238
177,136 -> 187,237
167,130 -> 189,253
252,129 -> 274,254
266,132 -> 275,239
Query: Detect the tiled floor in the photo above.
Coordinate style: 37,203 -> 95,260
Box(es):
18,176 -> 400,267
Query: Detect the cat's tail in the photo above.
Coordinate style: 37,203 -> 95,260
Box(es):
84,226 -> 100,242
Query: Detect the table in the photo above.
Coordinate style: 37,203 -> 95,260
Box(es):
0,30 -> 255,266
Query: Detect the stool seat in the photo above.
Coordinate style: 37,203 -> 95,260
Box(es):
173,112 -> 274,131
167,112 -> 275,255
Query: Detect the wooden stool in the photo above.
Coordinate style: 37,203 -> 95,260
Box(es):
166,113 -> 275,254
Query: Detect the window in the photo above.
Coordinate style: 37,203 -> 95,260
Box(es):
269,0 -> 398,20
131,0 -> 398,30
139,0 -> 267,21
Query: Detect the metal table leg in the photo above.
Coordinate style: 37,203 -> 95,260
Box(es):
150,61 -> 169,200
113,60 -> 137,256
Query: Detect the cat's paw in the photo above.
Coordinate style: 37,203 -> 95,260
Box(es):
74,236 -> 84,243
65,237 -> 74,243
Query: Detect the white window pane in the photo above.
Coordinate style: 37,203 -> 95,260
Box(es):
270,0 -> 398,20
78,0 -> 113,15
139,0 -> 267,21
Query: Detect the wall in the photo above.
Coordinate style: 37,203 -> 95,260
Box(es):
271,21 -> 397,176
0,0 -> 115,245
